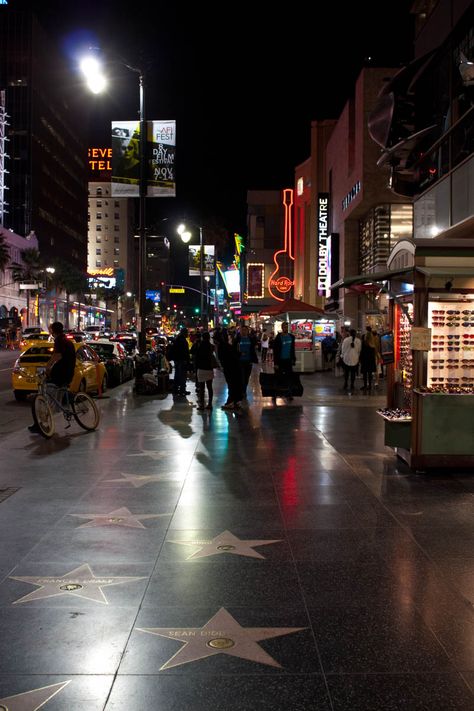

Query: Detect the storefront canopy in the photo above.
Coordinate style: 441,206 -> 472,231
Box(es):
259,298 -> 326,318
330,267 -> 414,291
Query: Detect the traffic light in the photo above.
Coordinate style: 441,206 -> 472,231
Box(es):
194,307 -> 199,314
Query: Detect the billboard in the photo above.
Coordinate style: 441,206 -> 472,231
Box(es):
111,120 -> 176,198
188,245 -> 215,277
221,269 -> 240,296
145,290 -> 161,303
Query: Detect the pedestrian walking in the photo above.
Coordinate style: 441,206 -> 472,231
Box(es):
341,328 -> 361,391
218,328 -> 243,410
195,332 -> 216,410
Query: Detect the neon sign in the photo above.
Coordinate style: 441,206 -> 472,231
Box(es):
268,188 -> 294,301
88,147 -> 112,172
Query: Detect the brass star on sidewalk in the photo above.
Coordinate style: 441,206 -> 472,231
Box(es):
168,530 -> 282,559
10,563 -> 146,605
138,607 -> 306,669
0,680 -> 70,710
70,507 -> 170,529
127,449 -> 176,460
103,473 -> 183,487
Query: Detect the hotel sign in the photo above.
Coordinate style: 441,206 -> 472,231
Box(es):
88,147 -> 112,172
317,193 -> 331,297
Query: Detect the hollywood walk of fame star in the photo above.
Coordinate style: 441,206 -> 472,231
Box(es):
103,472 -> 183,487
0,680 -> 70,710
137,607 -> 306,669
168,530 -> 282,559
10,563 -> 146,605
70,507 -> 171,529
127,449 -> 176,461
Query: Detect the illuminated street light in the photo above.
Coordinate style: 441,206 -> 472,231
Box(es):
176,222 -> 204,319
80,50 -> 148,353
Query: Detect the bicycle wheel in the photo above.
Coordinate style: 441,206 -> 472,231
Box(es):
72,392 -> 100,431
32,394 -> 55,438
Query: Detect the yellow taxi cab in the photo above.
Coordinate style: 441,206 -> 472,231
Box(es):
19,332 -> 51,350
12,341 -> 107,401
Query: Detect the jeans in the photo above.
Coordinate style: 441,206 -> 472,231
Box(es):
173,360 -> 188,395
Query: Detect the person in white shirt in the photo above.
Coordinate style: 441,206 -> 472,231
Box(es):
341,329 -> 362,391
260,329 -> 270,363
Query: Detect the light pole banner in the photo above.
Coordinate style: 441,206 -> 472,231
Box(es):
189,245 -> 215,277
111,121 -> 141,197
147,120 -> 176,197
111,120 -> 176,198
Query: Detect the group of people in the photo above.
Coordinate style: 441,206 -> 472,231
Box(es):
339,325 -> 382,392
167,324 -> 296,411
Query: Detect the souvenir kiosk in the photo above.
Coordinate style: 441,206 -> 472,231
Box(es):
270,300 -> 337,373
353,236 -> 474,470
333,234 -> 474,469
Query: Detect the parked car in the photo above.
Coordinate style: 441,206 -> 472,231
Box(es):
19,332 -> 51,349
65,330 -> 88,342
84,325 -> 104,340
113,334 -> 138,356
21,326 -> 44,337
12,342 -> 107,401
88,339 -> 134,386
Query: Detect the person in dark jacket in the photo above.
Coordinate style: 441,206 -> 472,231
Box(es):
170,328 -> 190,397
195,331 -> 216,410
235,325 -> 258,400
360,326 -> 377,391
273,322 -> 296,400
217,329 -> 243,410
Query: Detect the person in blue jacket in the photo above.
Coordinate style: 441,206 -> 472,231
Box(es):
235,325 -> 258,400
273,321 -> 296,400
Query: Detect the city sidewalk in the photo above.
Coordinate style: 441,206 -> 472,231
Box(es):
1,368 -> 474,709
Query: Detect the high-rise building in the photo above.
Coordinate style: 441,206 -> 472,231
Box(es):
0,9 -> 88,270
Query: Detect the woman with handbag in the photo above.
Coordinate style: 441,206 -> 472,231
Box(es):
195,331 -> 217,410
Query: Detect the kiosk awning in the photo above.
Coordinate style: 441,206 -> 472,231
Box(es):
330,267 -> 413,291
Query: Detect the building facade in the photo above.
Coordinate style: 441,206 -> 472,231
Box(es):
0,225 -> 39,326
0,9 -> 88,271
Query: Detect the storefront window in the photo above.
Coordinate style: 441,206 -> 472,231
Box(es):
360,204 -> 413,272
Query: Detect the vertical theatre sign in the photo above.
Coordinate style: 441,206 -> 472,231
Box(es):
317,193 -> 331,298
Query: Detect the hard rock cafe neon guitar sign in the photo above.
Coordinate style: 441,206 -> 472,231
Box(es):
268,188 -> 295,302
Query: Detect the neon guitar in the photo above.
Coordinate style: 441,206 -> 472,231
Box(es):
268,188 -> 295,302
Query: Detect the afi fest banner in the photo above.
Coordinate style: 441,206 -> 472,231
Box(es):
111,120 -> 176,198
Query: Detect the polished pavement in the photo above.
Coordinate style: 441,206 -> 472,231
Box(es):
1,367 -> 474,709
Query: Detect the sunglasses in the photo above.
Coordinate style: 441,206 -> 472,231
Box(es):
447,347 -> 461,351
432,347 -> 445,351
447,310 -> 460,315
462,323 -> 474,327
432,310 -> 445,314
462,310 -> 474,315
431,377 -> 445,381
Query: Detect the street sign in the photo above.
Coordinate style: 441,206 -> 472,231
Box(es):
20,283 -> 40,289
169,287 -> 185,293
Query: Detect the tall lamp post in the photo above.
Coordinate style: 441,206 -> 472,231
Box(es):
204,275 -> 210,322
80,54 -> 147,354
177,223 -> 204,320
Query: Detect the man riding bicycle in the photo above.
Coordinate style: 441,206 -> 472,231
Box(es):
28,321 -> 76,434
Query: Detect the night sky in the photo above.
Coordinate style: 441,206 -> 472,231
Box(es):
11,0 -> 414,237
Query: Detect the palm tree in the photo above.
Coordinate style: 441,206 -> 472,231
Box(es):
11,248 -> 42,327
49,260 -> 88,329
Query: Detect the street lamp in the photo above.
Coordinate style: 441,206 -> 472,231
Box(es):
204,275 -> 210,321
42,266 -> 55,328
80,51 -> 148,354
177,222 -> 204,320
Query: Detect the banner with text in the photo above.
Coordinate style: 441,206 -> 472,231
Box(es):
189,245 -> 215,277
111,120 -> 176,198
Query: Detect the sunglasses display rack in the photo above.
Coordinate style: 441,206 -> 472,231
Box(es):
426,301 -> 474,394
397,305 -> 413,409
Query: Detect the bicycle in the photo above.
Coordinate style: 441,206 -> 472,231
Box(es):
32,370 -> 100,438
